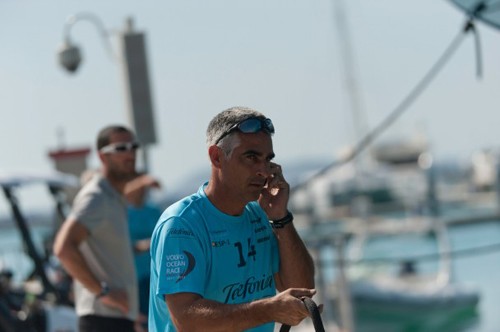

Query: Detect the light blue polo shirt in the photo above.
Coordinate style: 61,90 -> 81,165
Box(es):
149,183 -> 279,332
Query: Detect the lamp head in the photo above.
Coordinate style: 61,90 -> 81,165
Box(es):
57,41 -> 82,73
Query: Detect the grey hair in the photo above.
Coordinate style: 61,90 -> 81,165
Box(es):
206,106 -> 267,148
218,134 -> 241,157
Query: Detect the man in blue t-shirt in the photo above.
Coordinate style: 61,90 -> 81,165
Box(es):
125,173 -> 163,326
149,107 -> 316,331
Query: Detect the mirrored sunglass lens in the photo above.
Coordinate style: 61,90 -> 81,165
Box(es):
264,119 -> 275,133
238,118 -> 262,133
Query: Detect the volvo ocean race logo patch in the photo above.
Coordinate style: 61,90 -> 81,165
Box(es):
165,251 -> 196,282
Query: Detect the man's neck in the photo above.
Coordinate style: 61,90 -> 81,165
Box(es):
102,170 -> 127,195
205,181 -> 245,216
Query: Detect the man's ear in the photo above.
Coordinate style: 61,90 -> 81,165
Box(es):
97,151 -> 106,163
208,145 -> 223,169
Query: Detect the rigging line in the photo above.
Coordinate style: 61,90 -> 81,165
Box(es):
291,18 -> 475,194
469,21 -> 483,78
483,0 -> 500,13
316,241 -> 500,267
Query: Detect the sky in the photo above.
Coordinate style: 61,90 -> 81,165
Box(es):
1,0 -> 500,209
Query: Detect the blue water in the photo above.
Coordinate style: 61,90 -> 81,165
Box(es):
450,221 -> 500,332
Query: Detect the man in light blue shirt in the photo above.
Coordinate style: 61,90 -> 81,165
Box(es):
149,107 -> 316,331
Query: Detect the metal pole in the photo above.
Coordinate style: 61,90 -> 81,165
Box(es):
334,234 -> 354,332
120,17 -> 157,175
311,244 -> 330,321
140,144 -> 150,173
496,155 -> 500,214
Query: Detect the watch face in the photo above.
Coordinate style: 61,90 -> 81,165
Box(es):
99,282 -> 110,297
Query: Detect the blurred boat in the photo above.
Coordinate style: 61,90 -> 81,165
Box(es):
344,215 -> 480,331
0,170 -> 78,332
289,132 -> 434,224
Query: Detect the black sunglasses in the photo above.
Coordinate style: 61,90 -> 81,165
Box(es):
215,117 -> 275,144
100,142 -> 141,154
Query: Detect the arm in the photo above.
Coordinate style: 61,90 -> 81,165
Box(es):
273,221 -> 315,291
124,173 -> 161,194
133,238 -> 151,253
166,289 -> 315,332
53,219 -> 129,313
124,173 -> 161,207
259,163 -> 315,290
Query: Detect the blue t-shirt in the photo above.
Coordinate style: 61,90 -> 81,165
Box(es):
128,203 -> 162,280
149,183 -> 279,332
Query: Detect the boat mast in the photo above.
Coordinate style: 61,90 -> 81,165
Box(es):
331,1 -> 361,330
333,0 -> 368,160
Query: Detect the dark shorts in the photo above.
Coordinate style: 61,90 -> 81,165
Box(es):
138,276 -> 151,316
79,315 -> 134,332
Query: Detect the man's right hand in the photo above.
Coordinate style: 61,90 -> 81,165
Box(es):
100,288 -> 130,314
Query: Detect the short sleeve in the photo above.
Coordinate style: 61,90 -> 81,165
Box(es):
70,192 -> 105,232
152,216 -> 208,298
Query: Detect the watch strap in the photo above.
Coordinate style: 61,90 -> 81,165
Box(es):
271,211 -> 294,229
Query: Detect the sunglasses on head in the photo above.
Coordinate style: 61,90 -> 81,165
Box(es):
215,117 -> 275,145
100,142 -> 141,154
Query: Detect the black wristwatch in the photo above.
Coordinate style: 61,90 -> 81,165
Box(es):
271,211 -> 294,229
97,281 -> 110,298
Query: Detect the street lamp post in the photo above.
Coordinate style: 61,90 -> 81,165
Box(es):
57,13 -> 157,172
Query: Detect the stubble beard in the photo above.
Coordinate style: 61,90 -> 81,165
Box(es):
108,163 -> 136,183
